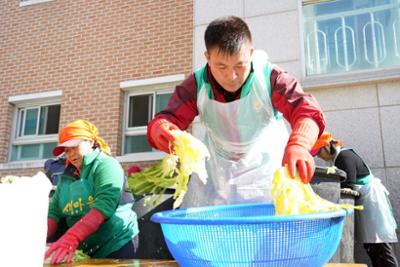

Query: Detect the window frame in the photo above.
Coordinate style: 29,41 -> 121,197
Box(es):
118,74 -> 185,163
300,0 -> 400,89
7,91 -> 61,164
19,0 -> 54,7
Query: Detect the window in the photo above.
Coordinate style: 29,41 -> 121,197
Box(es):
123,92 -> 172,154
121,75 -> 184,157
9,91 -> 61,161
303,0 -> 400,76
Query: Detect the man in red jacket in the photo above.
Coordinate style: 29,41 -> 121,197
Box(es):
147,16 -> 325,207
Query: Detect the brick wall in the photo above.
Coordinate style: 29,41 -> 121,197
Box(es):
0,0 -> 193,176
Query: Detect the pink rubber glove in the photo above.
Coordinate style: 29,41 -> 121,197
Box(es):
45,209 -> 104,264
148,119 -> 179,153
282,118 -> 320,183
47,217 -> 58,239
128,165 -> 141,176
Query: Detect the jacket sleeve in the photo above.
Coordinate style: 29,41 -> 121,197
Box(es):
270,66 -> 325,136
92,156 -> 125,219
147,74 -> 199,148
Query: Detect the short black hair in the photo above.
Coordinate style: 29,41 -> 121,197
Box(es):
204,16 -> 252,55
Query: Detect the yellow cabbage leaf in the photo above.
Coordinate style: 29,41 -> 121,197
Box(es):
272,166 -> 363,215
127,130 -> 209,209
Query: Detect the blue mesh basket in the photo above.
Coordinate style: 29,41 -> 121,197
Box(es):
151,203 -> 351,267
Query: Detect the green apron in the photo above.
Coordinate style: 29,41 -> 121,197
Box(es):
53,150 -> 138,257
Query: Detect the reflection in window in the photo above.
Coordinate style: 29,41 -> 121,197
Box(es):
124,92 -> 172,154
17,105 -> 60,137
303,0 -> 400,75
128,94 -> 153,128
12,104 -> 60,161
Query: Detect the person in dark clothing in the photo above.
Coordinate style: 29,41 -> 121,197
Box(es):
44,155 -> 67,186
311,132 -> 399,267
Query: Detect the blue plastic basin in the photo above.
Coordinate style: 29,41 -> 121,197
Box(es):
151,203 -> 351,267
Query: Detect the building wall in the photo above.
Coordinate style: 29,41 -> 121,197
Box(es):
0,0 -> 193,176
194,0 -> 399,264
1,0 -> 399,262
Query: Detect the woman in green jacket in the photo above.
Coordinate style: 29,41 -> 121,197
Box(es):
45,120 -> 139,264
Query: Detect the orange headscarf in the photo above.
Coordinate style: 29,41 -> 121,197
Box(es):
53,120 -> 111,156
310,132 -> 342,156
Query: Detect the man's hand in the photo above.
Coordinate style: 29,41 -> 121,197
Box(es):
282,117 -> 320,183
149,119 -> 179,153
282,144 -> 315,183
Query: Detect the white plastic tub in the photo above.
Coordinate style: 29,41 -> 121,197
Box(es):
0,172 -> 51,267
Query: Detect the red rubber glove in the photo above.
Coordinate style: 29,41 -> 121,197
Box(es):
47,217 -> 58,239
45,208 -> 104,264
148,119 -> 179,153
282,118 -> 320,183
127,165 -> 141,176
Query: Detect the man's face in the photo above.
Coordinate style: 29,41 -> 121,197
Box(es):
205,42 -> 253,93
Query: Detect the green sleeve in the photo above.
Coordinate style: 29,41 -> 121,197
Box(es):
48,187 -> 62,222
92,156 -> 124,219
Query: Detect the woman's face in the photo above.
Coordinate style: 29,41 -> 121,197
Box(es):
317,146 -> 334,161
64,140 -> 94,170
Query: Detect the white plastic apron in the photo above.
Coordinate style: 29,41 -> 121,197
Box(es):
341,149 -> 398,243
181,51 -> 289,207
354,178 -> 398,243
